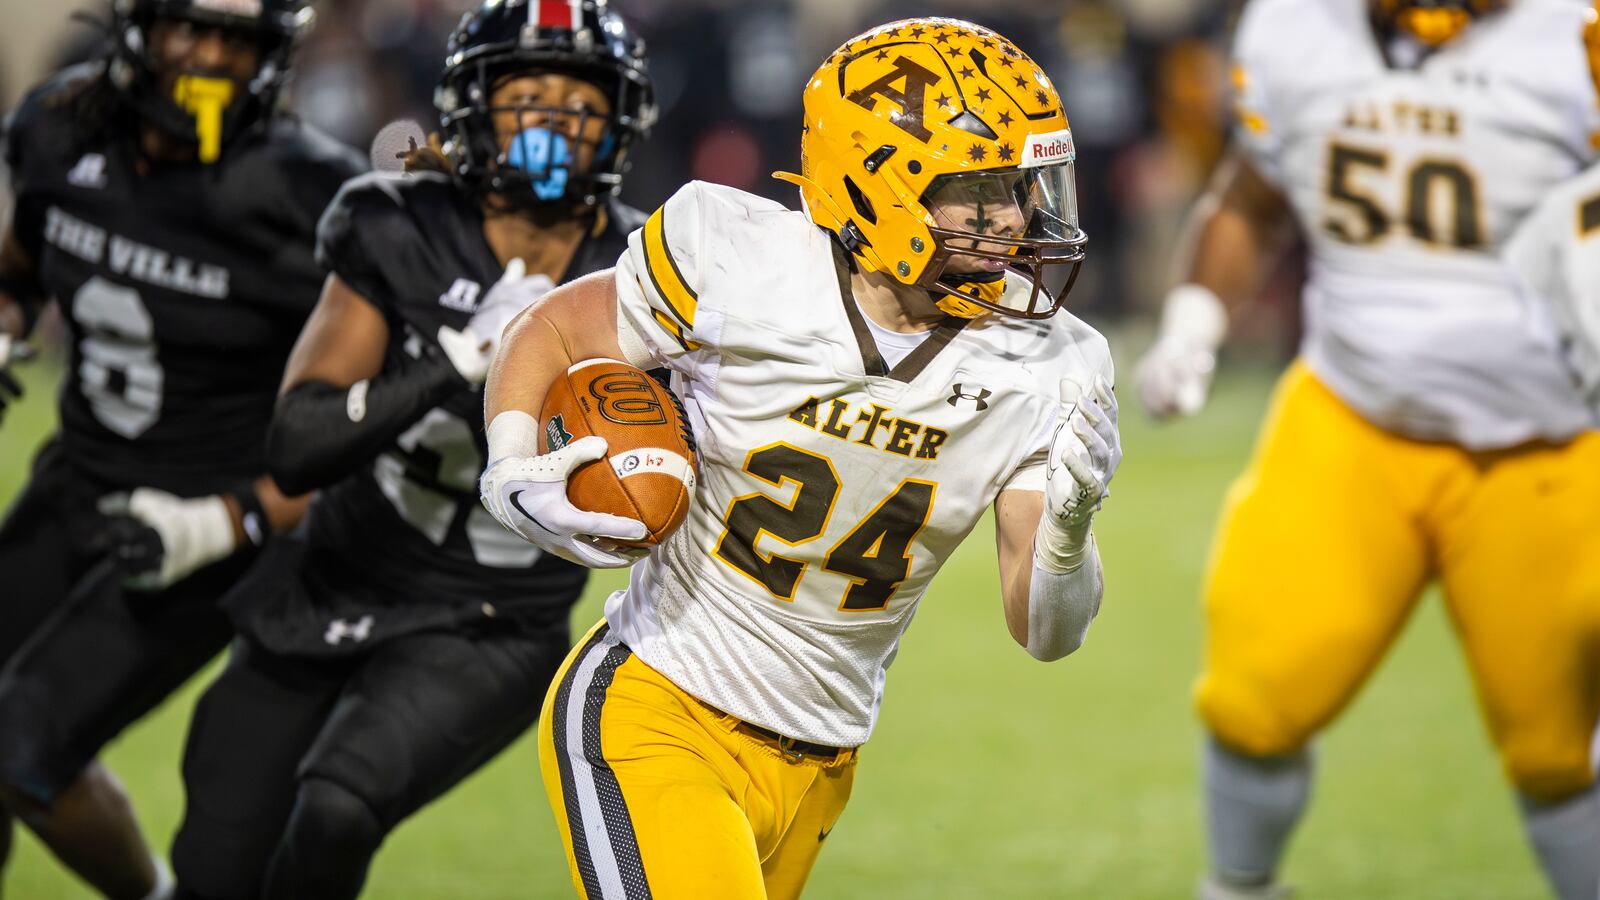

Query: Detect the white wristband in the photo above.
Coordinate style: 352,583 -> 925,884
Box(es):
486,409 -> 542,464
1033,516 -> 1094,575
1159,283 -> 1229,351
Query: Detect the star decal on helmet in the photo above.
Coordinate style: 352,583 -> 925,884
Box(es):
997,142 -> 1014,162
934,31 -> 950,44
1035,89 -> 1049,105
997,55 -> 1015,69
976,87 -> 992,102
908,25 -> 926,37
968,143 -> 987,162
997,109 -> 1013,126
1014,75 -> 1029,89
945,45 -> 963,58
958,65 -> 976,79
886,25 -> 903,36
874,49 -> 889,61
933,92 -> 951,108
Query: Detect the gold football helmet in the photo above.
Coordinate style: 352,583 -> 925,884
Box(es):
775,18 -> 1086,319
1370,0 -> 1506,46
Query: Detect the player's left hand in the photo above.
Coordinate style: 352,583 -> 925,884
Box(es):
1036,375 -> 1121,570
437,258 -> 555,386
95,488 -> 239,590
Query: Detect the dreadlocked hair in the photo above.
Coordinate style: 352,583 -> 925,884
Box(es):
403,132 -> 453,175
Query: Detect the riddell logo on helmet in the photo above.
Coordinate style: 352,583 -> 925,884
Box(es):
1019,129 -> 1076,168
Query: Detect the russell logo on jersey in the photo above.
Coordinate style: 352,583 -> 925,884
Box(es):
438,278 -> 482,312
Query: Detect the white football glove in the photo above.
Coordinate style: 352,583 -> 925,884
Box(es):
1136,284 -> 1228,420
97,488 -> 238,590
1036,374 -> 1122,573
479,435 -> 649,568
437,258 -> 556,385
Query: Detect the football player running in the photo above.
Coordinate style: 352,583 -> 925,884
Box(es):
0,1 -> 361,896
1134,0 -> 1600,897
168,2 -> 655,897
482,18 -> 1119,899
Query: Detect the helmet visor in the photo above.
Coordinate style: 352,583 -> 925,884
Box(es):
923,162 -> 1082,255
915,162 -> 1087,318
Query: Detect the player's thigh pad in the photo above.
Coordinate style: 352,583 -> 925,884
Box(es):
295,623 -> 568,828
1438,430 -> 1600,800
172,638 -> 349,897
539,622 -> 855,900
1196,363 -> 1440,755
0,553 -> 239,805
0,443 -> 102,665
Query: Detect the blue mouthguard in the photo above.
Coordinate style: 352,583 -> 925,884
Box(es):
506,127 -> 571,201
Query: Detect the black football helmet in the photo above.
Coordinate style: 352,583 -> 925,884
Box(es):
108,0 -> 312,161
436,0 -> 656,208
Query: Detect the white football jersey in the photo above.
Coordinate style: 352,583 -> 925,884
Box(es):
1233,0 -> 1599,448
607,181 -> 1112,747
1504,162 -> 1600,413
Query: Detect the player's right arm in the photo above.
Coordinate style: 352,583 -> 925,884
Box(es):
1136,0 -> 1301,420
481,183 -> 716,565
1137,151 -> 1296,419
479,270 -> 650,567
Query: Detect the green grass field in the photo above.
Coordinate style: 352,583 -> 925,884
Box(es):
0,354 -> 1547,899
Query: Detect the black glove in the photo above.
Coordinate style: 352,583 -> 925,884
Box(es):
90,511 -> 166,583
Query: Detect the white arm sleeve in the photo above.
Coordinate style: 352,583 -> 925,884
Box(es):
1025,535 -> 1103,662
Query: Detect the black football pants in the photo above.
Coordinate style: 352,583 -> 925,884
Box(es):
0,442 -> 241,805
172,622 -> 569,900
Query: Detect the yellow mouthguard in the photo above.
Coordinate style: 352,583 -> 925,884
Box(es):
172,76 -> 235,163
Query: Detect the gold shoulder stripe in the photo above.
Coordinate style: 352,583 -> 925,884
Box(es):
651,308 -> 703,352
643,207 -> 699,329
636,276 -> 702,351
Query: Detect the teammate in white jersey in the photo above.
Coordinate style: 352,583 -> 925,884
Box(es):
1135,0 -> 1600,897
480,18 -> 1120,898
1505,160 -> 1600,414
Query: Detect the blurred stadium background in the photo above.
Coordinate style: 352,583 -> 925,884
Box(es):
0,0 -> 1550,896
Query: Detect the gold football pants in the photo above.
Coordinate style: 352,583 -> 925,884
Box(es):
1196,362 -> 1600,799
539,621 -> 856,899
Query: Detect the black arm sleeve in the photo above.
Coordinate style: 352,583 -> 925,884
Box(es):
267,349 -> 465,496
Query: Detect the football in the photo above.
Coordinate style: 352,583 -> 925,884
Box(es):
539,358 -> 698,545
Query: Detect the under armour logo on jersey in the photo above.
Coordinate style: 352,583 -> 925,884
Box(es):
947,383 -> 991,411
438,278 -> 482,312
324,615 -> 375,646
66,154 -> 107,189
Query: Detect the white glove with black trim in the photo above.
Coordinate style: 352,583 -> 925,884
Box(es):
1136,284 -> 1228,419
96,488 -> 238,590
479,434 -> 649,568
1035,374 -> 1121,573
437,258 -> 555,385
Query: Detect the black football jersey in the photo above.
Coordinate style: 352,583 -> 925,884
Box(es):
308,171 -> 646,616
4,64 -> 365,496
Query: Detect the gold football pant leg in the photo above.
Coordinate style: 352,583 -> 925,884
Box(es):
1195,363 -> 1436,755
1437,432 -> 1600,800
538,621 -> 855,899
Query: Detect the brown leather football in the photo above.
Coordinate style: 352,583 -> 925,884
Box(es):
539,358 -> 698,546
